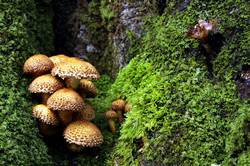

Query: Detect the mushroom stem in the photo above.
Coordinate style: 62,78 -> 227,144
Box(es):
117,110 -> 124,123
65,78 -> 80,90
38,121 -> 57,136
58,111 -> 73,126
107,119 -> 116,133
41,94 -> 50,105
67,143 -> 82,152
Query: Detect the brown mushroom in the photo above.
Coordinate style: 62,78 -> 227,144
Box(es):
124,102 -> 132,113
63,121 -> 103,152
32,104 -> 59,136
74,104 -> 95,121
23,54 -> 54,77
112,99 -> 126,123
51,57 -> 100,83
49,54 -> 69,66
28,74 -> 64,104
47,88 -> 85,125
79,79 -> 97,98
105,110 -> 118,133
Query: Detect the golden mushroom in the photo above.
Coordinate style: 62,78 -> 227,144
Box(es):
28,74 -> 64,104
124,102 -> 132,113
47,88 -> 85,125
64,121 -> 103,152
74,104 -> 95,121
105,109 -> 118,133
32,104 -> 59,136
51,57 -> 100,89
112,99 -> 126,123
79,79 -> 97,98
23,54 -> 54,77
49,54 -> 70,66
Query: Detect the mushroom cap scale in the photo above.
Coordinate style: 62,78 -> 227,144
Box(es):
51,58 -> 100,80
64,121 -> 103,147
47,88 -> 85,112
23,54 -> 54,76
28,74 -> 64,94
32,104 -> 59,125
49,54 -> 69,66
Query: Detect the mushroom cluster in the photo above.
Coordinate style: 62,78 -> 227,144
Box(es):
105,99 -> 131,133
24,54 -> 103,152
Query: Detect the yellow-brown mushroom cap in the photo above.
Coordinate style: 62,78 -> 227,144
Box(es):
124,102 -> 132,113
23,54 -> 54,76
49,54 -> 70,66
47,88 -> 85,112
32,104 -> 59,125
64,121 -> 103,147
51,57 -> 100,80
28,74 -> 64,94
105,110 -> 118,119
112,99 -> 126,111
79,79 -> 97,97
76,104 -> 96,121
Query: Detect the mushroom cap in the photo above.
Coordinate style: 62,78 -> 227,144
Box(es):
75,104 -> 95,121
28,74 -> 64,94
105,110 -> 118,119
47,88 -> 85,112
79,79 -> 97,97
64,120 -> 103,147
49,54 -> 69,66
111,99 -> 126,111
51,57 -> 100,80
23,54 -> 54,76
32,104 -> 59,125
124,102 -> 132,113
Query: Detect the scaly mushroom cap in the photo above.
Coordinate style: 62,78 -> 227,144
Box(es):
75,104 -> 95,121
23,54 -> 54,76
105,110 -> 118,119
32,104 -> 59,125
49,54 -> 69,66
64,121 -> 103,147
112,99 -> 126,111
79,79 -> 97,97
28,74 -> 64,94
47,88 -> 85,112
51,57 -> 100,80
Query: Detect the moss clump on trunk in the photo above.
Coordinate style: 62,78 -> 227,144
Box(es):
101,0 -> 250,165
0,0 -> 54,165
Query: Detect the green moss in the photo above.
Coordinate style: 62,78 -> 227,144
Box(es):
98,0 -> 250,165
0,0 -> 53,165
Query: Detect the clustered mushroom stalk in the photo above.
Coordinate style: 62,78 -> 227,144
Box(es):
105,110 -> 118,133
112,99 -> 126,123
24,54 -> 103,152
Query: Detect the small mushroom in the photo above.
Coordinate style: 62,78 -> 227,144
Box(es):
74,104 -> 95,121
112,99 -> 126,123
47,88 -> 85,125
23,54 -> 54,77
79,79 -> 97,98
28,74 -> 64,104
124,102 -> 132,113
105,110 -> 118,133
63,120 -> 103,152
32,104 -> 59,136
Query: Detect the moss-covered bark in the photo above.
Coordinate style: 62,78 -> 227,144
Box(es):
0,0 -> 54,165
101,0 -> 250,165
